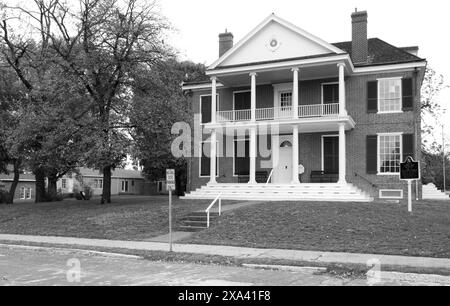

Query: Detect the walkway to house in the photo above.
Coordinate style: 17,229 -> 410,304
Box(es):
1,234 -> 449,273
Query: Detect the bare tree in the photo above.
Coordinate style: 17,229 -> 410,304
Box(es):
1,0 -> 172,203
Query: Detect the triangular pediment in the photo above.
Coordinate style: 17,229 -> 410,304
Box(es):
210,14 -> 345,69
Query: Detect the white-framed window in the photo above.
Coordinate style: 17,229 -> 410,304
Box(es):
20,187 -> 32,200
94,179 -> 103,189
199,140 -> 219,178
378,78 -> 402,113
280,91 -> 292,110
121,180 -> 129,192
61,179 -> 67,189
378,133 -> 402,175
321,82 -> 339,104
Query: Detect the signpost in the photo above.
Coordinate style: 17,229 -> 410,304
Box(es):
166,169 -> 176,252
400,157 -> 420,213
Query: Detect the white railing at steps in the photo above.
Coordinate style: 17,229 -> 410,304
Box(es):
216,103 -> 339,123
266,169 -> 274,186
205,193 -> 222,228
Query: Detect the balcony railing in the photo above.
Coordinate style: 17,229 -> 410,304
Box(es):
216,103 -> 340,123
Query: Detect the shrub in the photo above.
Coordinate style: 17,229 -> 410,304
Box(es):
0,190 -> 9,204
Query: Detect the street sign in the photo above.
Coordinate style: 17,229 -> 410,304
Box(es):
399,157 -> 420,213
166,169 -> 175,252
166,169 -> 176,191
400,156 -> 420,181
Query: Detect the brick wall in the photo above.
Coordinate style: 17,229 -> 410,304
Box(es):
187,68 -> 424,202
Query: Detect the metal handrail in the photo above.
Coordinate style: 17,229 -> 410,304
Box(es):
205,193 -> 222,228
354,172 -> 377,188
266,169 -> 274,186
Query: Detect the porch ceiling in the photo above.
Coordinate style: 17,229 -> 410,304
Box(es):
207,116 -> 355,136
215,60 -> 348,87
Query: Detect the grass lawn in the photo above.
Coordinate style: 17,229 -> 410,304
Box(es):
0,196 -> 213,241
182,201 -> 450,258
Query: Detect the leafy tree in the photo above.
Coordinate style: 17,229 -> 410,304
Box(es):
1,0 -> 172,203
421,67 -> 449,150
130,60 -> 203,195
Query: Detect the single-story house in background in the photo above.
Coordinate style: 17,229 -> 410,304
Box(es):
58,168 -> 147,196
0,173 -> 36,202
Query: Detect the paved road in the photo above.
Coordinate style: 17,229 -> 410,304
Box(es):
0,245 -> 447,286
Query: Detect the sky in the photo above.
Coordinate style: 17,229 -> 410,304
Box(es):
160,0 -> 450,144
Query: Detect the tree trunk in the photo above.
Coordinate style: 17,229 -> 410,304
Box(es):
47,176 -> 58,202
34,167 -> 47,203
101,165 -> 112,204
6,159 -> 21,204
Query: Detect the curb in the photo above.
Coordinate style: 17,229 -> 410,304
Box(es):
0,244 -> 144,260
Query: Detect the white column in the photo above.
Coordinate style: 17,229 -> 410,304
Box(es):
211,77 -> 217,123
249,127 -> 257,184
338,123 -> 346,184
292,125 -> 300,184
292,68 -> 299,119
209,130 -> 217,184
250,72 -> 257,122
338,63 -> 347,116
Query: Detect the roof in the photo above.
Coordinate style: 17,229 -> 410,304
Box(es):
332,38 -> 424,67
209,14 -> 345,70
0,173 -> 36,182
182,37 -> 426,88
79,168 -> 145,180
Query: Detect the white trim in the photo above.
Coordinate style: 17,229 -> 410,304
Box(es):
320,82 -> 339,105
20,187 -> 32,200
199,94 -> 220,126
182,83 -> 224,91
353,61 -> 427,74
199,139 -> 220,178
207,54 -> 352,76
233,137 -> 250,177
379,189 -> 404,199
209,14 -> 345,70
321,135 -> 339,172
377,133 -> 403,176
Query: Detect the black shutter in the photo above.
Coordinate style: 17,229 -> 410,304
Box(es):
402,134 -> 415,162
367,135 -> 378,174
367,81 -> 378,113
402,78 -> 414,111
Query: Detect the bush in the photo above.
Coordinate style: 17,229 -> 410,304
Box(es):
73,186 -> 93,201
0,190 -> 9,204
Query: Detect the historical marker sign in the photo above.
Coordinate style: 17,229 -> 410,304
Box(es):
400,157 -> 420,181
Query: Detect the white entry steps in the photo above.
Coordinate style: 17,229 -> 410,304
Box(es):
422,184 -> 450,200
182,183 -> 373,202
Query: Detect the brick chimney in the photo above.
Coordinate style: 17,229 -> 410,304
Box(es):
219,30 -> 233,58
351,10 -> 368,63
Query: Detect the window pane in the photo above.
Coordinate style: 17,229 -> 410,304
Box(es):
379,79 -> 401,112
379,135 -> 401,174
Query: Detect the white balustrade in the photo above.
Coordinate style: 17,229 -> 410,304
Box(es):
216,103 -> 339,123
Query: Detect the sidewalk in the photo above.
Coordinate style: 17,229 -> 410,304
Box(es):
0,234 -> 449,271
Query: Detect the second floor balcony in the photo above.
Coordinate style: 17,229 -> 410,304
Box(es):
216,103 -> 340,123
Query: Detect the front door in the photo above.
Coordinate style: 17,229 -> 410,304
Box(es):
323,136 -> 339,174
274,139 -> 293,184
